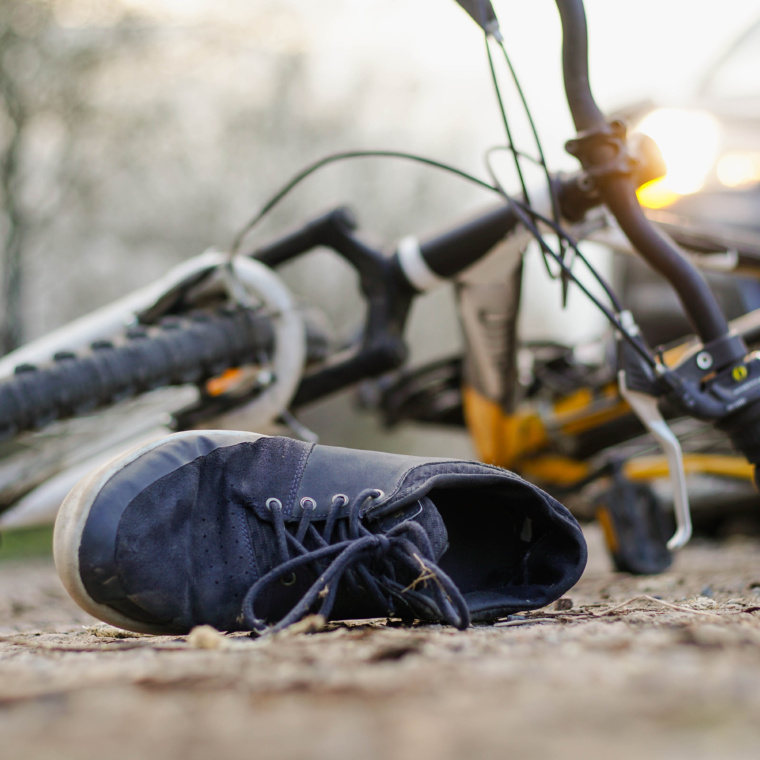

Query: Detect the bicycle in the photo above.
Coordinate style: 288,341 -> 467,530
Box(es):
1,0 -> 759,576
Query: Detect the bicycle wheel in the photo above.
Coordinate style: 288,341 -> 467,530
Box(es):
0,307 -> 284,439
0,302 -> 334,527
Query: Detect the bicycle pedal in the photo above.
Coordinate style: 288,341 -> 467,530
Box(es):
594,475 -> 673,575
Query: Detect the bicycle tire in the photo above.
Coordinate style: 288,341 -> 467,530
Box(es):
0,307 -> 287,441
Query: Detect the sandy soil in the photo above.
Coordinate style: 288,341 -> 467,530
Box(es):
1,527 -> 759,760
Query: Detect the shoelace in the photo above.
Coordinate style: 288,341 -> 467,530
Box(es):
240,487 -> 470,633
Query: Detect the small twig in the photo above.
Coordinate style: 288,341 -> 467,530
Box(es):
402,554 -> 440,593
593,595 -> 725,619
494,617 -> 558,628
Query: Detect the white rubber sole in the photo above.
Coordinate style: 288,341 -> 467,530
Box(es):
53,429 -> 266,634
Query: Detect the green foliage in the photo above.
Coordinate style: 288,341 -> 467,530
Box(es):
0,524 -> 54,561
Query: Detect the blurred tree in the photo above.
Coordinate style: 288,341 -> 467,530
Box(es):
0,4 -> 34,353
0,0 -> 470,366
0,0 -> 145,352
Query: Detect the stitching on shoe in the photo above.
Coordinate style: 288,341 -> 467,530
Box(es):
235,499 -> 260,580
366,460 -> 460,508
376,461 -> 496,505
286,442 -> 315,515
367,465 -> 531,519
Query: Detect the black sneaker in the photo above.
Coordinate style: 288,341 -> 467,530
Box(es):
54,431 -> 587,634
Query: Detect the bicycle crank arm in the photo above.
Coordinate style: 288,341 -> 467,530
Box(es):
618,371 -> 692,550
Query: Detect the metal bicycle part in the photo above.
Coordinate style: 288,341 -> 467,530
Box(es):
618,370 -> 692,550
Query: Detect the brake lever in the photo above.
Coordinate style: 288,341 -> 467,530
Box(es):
617,370 -> 692,550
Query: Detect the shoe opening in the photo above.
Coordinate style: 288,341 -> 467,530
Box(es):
430,482 -> 585,619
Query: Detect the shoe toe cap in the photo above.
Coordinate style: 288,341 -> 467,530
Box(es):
54,430 -> 266,634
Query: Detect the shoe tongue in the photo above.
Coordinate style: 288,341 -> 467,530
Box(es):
408,495 -> 449,560
372,495 -> 448,560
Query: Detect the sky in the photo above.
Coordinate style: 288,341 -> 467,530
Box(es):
57,1 -> 760,101
98,0 -> 760,160
49,0 -> 760,154
110,0 -> 760,95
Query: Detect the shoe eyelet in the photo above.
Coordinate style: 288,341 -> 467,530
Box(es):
280,572 -> 297,587
370,489 -> 384,500
332,494 -> 348,507
300,497 -> 317,510
265,498 -> 282,511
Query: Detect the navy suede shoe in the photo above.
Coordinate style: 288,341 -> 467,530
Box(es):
54,431 -> 587,634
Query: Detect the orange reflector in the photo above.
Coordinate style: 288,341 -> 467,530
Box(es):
206,368 -> 244,397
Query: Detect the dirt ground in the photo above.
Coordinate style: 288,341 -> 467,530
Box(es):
1,527 -> 759,760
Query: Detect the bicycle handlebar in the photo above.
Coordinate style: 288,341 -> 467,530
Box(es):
555,0 -> 736,350
554,0 -> 760,480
